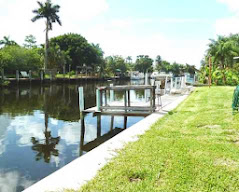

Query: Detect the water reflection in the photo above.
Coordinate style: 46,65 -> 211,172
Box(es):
0,81 -> 145,191
31,113 -> 60,163
0,170 -> 33,192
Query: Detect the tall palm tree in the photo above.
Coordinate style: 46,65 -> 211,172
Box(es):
32,0 -> 62,71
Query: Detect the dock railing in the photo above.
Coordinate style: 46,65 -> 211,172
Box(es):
96,85 -> 156,114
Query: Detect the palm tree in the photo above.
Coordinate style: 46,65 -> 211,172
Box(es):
32,0 -> 62,71
0,36 -> 18,47
208,36 -> 238,84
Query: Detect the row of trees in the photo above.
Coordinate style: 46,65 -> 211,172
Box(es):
155,55 -> 196,76
200,34 -> 239,85
0,34 -> 196,78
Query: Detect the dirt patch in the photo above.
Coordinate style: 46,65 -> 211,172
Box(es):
214,158 -> 239,169
202,125 -> 221,129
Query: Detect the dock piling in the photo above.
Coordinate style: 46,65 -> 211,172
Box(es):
79,87 -> 85,112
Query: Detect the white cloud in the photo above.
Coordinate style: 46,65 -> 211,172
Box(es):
58,122 -> 81,145
10,115 -> 45,146
215,17 -> 239,35
214,0 -> 239,37
0,0 -> 109,45
217,0 -> 239,13
0,115 -> 11,156
0,170 -> 33,192
159,18 -> 206,24
85,22 -> 207,67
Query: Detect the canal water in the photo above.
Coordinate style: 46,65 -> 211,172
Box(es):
0,80 -> 146,192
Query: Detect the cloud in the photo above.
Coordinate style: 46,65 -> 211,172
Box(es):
10,115 -> 45,146
0,170 -> 33,192
214,0 -> 239,36
0,115 -> 11,156
215,17 -> 239,35
0,0 -> 109,45
217,0 -> 239,13
159,18 -> 206,24
58,122 -> 81,145
85,22 -> 207,67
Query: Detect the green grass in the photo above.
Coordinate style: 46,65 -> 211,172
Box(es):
68,87 -> 239,192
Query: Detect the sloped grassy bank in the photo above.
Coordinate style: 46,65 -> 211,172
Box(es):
68,87 -> 239,192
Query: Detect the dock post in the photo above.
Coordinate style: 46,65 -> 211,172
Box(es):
110,115 -> 114,131
152,86 -> 156,110
145,72 -> 148,85
110,84 -> 114,102
104,90 -> 107,106
80,113 -> 85,156
40,70 -> 44,82
50,71 -> 53,81
97,115 -> 101,137
29,70 -> 32,82
127,90 -> 130,107
124,116 -> 127,129
96,89 -> 101,111
164,76 -> 168,94
124,90 -> 127,112
16,70 -> 19,82
1,69 -> 5,80
79,87 -> 84,112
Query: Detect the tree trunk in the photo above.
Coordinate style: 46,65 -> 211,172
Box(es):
221,58 -> 226,85
45,20 -> 49,71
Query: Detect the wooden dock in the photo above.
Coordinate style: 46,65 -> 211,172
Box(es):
82,85 -> 156,116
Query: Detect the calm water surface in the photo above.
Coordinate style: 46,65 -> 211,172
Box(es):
0,80 -> 146,192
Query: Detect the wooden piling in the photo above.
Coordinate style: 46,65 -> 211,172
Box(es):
97,115 -> 101,137
16,70 -> 19,82
79,87 -> 84,112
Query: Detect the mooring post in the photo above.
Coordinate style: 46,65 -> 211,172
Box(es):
1,69 -> 5,80
80,114 -> 85,156
152,86 -> 156,110
16,70 -> 19,82
110,115 -> 114,131
124,116 -> 127,129
97,115 -> 101,138
29,70 -> 32,81
110,84 -> 114,102
78,87 -> 85,112
40,70 -> 44,82
128,90 -> 130,107
145,72 -> 148,85
104,90 -> 107,106
50,71 -> 53,81
164,76 -> 168,94
96,88 -> 101,111
124,90 -> 127,112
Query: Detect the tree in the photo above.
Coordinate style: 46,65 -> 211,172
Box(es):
0,45 -> 43,73
134,55 -> 153,73
207,35 -> 239,84
32,0 -> 62,71
105,56 -> 128,77
0,36 -> 18,47
50,33 -> 104,72
24,35 -> 37,49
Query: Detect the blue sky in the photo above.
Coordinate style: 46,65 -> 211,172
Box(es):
1,0 -> 239,68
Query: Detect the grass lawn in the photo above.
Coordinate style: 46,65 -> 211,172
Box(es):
68,86 -> 239,192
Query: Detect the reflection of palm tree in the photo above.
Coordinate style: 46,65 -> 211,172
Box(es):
31,113 -> 60,163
